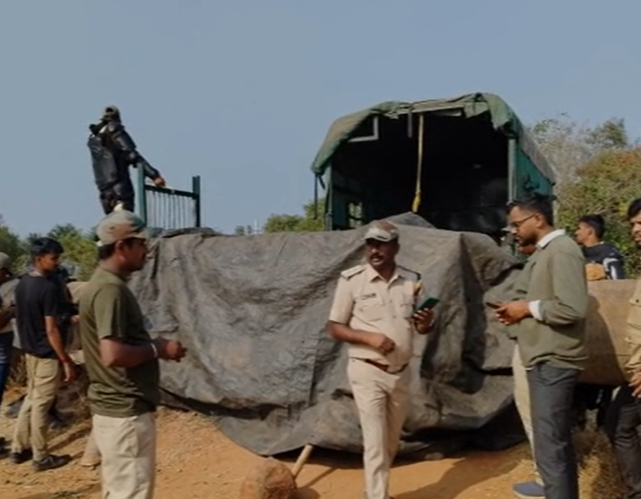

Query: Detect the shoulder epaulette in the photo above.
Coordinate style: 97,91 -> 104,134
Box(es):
340,265 -> 366,280
398,265 -> 421,281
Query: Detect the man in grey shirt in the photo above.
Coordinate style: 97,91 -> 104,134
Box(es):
496,193 -> 588,499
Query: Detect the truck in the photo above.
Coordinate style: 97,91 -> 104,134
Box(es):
310,92 -> 556,243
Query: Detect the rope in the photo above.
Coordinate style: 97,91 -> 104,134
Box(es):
412,113 -> 425,213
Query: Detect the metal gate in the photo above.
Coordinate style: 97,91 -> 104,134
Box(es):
136,168 -> 202,230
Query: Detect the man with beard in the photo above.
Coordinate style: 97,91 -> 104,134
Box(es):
496,193 -> 588,499
604,198 -> 641,499
79,210 -> 186,498
88,105 -> 166,215
327,220 -> 435,499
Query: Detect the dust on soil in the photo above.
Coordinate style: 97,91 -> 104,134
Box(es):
0,399 -> 619,499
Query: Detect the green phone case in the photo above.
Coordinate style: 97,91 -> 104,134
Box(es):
414,296 -> 439,313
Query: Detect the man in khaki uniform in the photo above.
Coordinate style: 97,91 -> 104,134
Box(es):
327,220 -> 434,499
79,210 -> 186,499
605,198 -> 641,499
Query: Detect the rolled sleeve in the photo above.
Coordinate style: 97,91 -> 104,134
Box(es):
328,278 -> 354,325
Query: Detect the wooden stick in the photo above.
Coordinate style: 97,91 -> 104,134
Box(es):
291,444 -> 314,479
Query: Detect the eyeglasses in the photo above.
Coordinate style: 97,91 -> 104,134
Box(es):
507,214 -> 536,229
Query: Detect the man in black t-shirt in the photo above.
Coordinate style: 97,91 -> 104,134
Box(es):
9,238 -> 77,472
575,214 -> 626,280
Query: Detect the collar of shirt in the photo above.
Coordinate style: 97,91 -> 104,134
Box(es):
365,263 -> 408,284
537,229 -> 565,250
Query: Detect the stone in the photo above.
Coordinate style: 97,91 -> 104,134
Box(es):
239,457 -> 296,499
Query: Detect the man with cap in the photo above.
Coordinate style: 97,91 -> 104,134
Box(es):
0,252 -> 18,455
327,220 -> 435,499
79,210 -> 186,499
88,105 -> 167,215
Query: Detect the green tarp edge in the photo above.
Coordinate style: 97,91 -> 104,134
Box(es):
309,92 -> 548,179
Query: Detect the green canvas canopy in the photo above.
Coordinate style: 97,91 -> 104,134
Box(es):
310,92 -> 555,184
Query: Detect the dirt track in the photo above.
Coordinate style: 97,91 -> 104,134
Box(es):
0,403 -> 619,499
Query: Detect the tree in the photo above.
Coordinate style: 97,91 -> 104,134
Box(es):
556,147 -> 641,276
233,225 -> 255,236
0,216 -> 26,263
530,116 -> 632,187
50,226 -> 97,280
263,198 -> 325,233
47,223 -> 85,241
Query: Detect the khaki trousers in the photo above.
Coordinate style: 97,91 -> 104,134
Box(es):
81,428 -> 101,467
348,359 -> 411,499
93,412 -> 157,499
512,345 -> 541,482
11,355 -> 61,461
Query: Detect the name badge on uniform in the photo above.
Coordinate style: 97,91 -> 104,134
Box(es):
360,293 -> 377,300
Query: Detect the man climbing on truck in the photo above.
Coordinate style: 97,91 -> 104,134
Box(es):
88,105 -> 167,215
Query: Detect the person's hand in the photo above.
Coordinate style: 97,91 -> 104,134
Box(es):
367,333 -> 395,354
495,300 -> 532,325
153,338 -> 187,362
413,308 -> 435,334
62,361 -> 77,383
0,307 -> 14,322
153,176 -> 167,188
630,372 -> 641,397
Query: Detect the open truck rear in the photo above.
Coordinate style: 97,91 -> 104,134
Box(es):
310,92 -> 555,243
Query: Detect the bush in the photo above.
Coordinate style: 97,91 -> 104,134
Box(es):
557,147 -> 641,277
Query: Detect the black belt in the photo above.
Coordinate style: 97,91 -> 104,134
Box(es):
361,359 -> 408,375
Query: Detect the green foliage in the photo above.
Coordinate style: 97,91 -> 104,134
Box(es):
0,217 -> 26,263
557,148 -> 641,277
529,116 -> 632,187
0,218 -> 97,279
263,198 -> 325,233
233,225 -> 256,236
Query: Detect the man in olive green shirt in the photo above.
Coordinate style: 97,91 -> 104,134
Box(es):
79,210 -> 186,499
496,193 -> 588,499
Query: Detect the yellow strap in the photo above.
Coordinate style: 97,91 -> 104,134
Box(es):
412,114 -> 425,213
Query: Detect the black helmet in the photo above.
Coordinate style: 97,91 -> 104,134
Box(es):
101,105 -> 121,122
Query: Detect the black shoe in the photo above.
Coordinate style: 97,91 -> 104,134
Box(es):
33,454 -> 71,472
10,449 -> 33,464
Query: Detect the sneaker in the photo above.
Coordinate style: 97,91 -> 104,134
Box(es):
513,481 -> 545,498
10,449 -> 33,464
33,454 -> 71,472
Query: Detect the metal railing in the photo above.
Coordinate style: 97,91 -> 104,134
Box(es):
137,168 -> 202,230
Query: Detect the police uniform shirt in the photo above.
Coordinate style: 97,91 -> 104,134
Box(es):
329,263 -> 421,370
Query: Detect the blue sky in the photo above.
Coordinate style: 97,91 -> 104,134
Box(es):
1,1 -> 639,235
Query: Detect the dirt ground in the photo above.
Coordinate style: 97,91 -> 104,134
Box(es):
0,401 -> 623,499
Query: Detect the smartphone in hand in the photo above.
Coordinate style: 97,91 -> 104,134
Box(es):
414,296 -> 439,314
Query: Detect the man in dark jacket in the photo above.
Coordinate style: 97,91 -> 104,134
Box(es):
88,106 -> 166,215
575,214 -> 626,280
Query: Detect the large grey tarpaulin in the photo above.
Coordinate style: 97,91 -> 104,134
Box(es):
129,213 -> 524,456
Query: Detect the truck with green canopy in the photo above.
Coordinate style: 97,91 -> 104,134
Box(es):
310,92 -> 556,242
